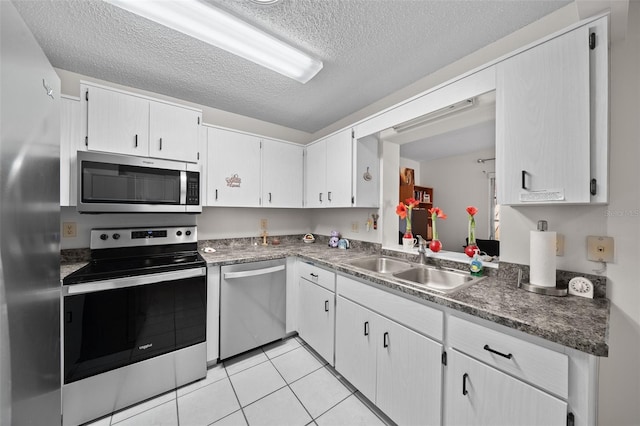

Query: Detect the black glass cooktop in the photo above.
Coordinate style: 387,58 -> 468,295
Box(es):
63,252 -> 206,285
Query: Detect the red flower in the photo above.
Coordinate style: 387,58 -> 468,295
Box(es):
405,198 -> 420,209
396,202 -> 407,219
428,207 -> 447,220
466,206 -> 478,216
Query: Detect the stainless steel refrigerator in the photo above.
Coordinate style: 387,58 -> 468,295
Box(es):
1,1 -> 62,424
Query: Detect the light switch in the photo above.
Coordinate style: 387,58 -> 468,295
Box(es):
587,235 -> 614,262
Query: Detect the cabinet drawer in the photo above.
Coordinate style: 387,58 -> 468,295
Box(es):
337,274 -> 443,341
448,316 -> 568,398
298,261 -> 335,292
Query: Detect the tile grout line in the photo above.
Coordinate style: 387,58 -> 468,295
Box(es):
223,359 -> 251,426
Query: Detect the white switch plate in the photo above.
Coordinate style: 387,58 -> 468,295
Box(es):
587,235 -> 614,262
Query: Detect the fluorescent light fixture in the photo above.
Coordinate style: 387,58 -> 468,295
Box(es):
104,0 -> 323,83
393,98 -> 476,133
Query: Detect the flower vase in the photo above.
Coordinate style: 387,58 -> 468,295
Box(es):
465,217 -> 478,257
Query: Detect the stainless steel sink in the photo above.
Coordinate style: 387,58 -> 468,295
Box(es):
392,267 -> 484,294
347,256 -> 413,274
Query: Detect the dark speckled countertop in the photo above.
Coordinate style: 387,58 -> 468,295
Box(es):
61,238 -> 610,357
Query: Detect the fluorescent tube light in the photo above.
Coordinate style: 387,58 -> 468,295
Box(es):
104,0 -> 323,83
393,98 -> 476,133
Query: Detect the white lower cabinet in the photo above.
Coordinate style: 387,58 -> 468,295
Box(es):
336,296 -> 443,426
206,265 -> 220,364
297,265 -> 335,364
445,349 -> 567,426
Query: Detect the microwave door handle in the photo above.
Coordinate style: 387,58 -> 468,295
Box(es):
180,171 -> 187,204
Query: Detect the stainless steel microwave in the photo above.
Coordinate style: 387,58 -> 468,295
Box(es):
77,151 -> 201,213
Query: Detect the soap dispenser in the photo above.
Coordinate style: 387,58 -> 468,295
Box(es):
470,248 -> 483,277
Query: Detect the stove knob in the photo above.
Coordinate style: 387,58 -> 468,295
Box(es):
100,233 -> 108,241
186,230 -> 192,236
176,231 -> 183,236
112,233 -> 120,240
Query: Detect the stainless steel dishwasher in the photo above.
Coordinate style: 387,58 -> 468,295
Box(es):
220,259 -> 286,359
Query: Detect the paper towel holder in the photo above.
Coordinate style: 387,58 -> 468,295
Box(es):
517,268 -> 568,296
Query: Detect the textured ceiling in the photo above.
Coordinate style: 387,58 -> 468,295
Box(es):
13,0 -> 571,134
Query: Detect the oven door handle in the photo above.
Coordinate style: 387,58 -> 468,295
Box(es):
223,265 -> 285,280
63,267 -> 206,296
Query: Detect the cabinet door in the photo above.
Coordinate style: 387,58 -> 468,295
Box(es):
445,350 -> 567,426
207,127 -> 261,207
149,101 -> 200,163
85,85 -> 149,156
197,126 -> 208,206
496,25 -> 590,205
335,296 -> 377,402
262,139 -> 303,208
297,278 -> 334,364
60,96 -> 81,206
325,129 -> 353,207
305,141 -> 326,207
376,315 -> 442,426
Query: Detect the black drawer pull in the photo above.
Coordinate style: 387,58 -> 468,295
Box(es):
364,321 -> 369,336
521,170 -> 527,190
310,273 -> 318,279
462,373 -> 469,395
324,300 -> 329,312
135,134 -> 138,147
484,344 -> 513,359
383,332 -> 389,348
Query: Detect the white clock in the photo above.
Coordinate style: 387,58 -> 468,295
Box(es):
568,277 -> 594,299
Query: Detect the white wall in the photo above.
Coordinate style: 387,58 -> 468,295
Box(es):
597,2 -> 640,424
419,149 -> 494,253
308,208 -> 381,243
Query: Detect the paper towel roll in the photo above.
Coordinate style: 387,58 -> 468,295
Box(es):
530,230 -> 556,287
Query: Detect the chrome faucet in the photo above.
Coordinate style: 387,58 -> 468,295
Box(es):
416,235 -> 441,269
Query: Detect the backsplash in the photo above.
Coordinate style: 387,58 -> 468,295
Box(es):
499,262 -> 607,299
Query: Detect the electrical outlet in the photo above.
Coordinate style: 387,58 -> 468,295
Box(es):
260,219 -> 268,230
351,222 -> 359,233
587,235 -> 614,262
63,222 -> 76,238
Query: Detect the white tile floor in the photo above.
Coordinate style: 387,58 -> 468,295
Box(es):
85,337 -> 393,426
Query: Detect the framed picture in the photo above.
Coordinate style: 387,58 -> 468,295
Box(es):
423,193 -> 431,203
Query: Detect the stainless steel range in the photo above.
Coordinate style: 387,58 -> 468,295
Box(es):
62,226 -> 207,426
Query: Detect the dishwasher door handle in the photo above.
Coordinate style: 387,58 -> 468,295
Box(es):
223,264 -> 285,280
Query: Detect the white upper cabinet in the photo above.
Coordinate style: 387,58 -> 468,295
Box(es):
496,16 -> 608,205
207,127 -> 261,207
81,82 -> 201,162
305,128 -> 353,208
262,139 -> 303,208
305,139 -> 327,207
149,100 -> 200,163
83,84 -> 149,156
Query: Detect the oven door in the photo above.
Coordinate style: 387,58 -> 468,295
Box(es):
62,267 -> 206,384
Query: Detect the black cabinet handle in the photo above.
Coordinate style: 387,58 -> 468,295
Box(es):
310,273 -> 318,279
521,170 -> 527,190
590,178 -> 597,196
159,137 -> 163,150
268,192 -> 272,203
319,193 -> 323,203
364,321 -> 369,336
462,373 -> 469,395
328,191 -> 332,202
135,134 -> 138,147
215,189 -> 218,201
324,300 -> 329,312
383,332 -> 389,348
484,344 -> 513,359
